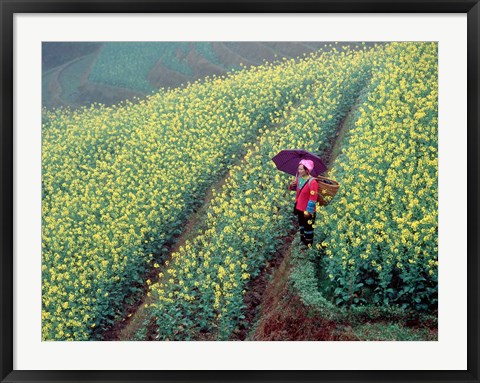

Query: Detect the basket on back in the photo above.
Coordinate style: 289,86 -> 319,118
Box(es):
314,175 -> 340,206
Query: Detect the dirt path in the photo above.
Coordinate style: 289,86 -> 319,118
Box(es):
46,54 -> 95,108
244,99 -> 361,340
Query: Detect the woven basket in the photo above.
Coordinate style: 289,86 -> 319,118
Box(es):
314,175 -> 340,206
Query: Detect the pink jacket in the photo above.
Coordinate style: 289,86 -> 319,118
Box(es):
289,176 -> 318,213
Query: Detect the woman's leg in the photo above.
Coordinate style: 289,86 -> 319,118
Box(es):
295,209 -> 306,244
303,213 -> 316,247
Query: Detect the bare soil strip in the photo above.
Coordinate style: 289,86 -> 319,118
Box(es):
245,99 -> 360,340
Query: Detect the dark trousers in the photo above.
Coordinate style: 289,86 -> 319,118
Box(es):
294,208 -> 316,247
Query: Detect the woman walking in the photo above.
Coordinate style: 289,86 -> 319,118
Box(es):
289,159 -> 318,247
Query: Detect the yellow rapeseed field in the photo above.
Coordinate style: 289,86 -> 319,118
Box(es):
42,42 -> 438,341
42,46 -> 373,340
316,42 -> 438,310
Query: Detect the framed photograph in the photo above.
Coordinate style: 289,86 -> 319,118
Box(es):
2,0 -> 479,382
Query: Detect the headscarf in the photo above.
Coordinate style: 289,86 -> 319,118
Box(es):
299,159 -> 314,174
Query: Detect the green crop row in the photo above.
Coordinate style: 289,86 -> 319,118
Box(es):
89,42 -> 168,92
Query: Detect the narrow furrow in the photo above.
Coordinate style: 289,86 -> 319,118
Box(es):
244,96 -> 362,341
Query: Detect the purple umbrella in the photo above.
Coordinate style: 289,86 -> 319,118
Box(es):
271,149 -> 327,177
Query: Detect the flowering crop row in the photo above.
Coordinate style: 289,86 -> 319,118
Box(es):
145,46 -> 378,340
315,42 -> 438,311
42,51 -> 349,340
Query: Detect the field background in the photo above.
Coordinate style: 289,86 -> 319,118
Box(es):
42,42 -> 380,109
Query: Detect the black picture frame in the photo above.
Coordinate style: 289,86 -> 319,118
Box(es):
1,1 -> 479,382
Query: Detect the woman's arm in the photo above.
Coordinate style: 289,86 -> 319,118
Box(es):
306,179 -> 318,213
288,177 -> 298,191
